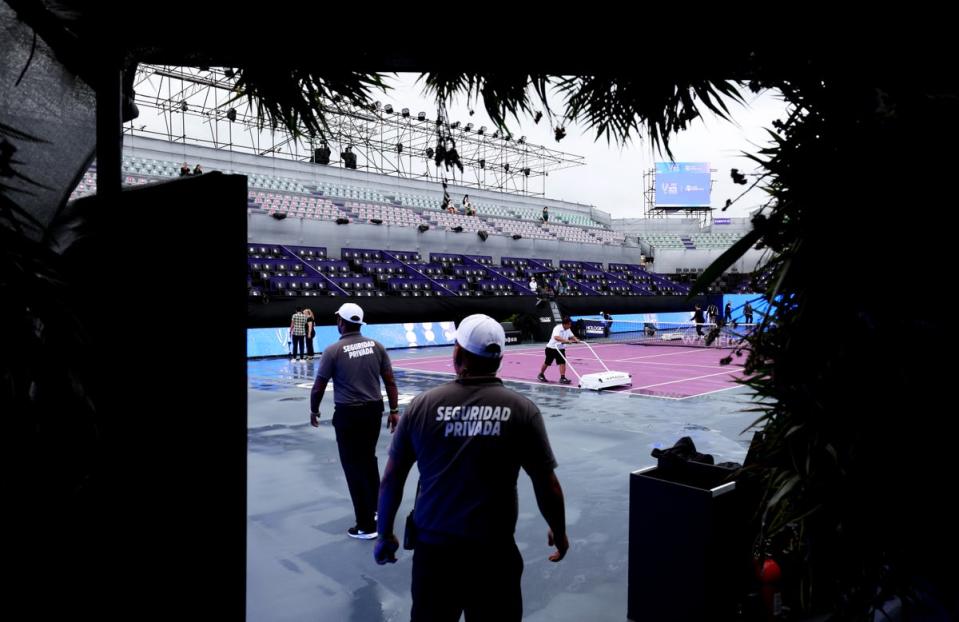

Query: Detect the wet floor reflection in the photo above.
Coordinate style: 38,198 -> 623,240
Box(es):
247,354 -> 760,621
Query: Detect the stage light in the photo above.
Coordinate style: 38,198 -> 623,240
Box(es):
396,143 -> 403,153
512,234 -> 522,240
452,226 -> 463,233
477,126 -> 486,135
477,230 -> 488,241
180,102 -> 188,112
478,159 -> 485,169
425,147 -> 434,158
224,68 -> 235,78
384,104 -> 393,113
524,168 -> 530,177
335,217 -> 349,224
518,136 -> 526,144
465,123 -> 473,132
271,212 -> 287,220
417,111 -> 426,121
226,108 -> 237,122
402,108 -> 410,117
370,218 -> 383,224
503,163 -> 510,172
451,121 -> 460,129
418,224 -> 429,232
493,130 -> 500,138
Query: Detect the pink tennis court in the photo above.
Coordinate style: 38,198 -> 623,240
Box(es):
392,342 -> 748,399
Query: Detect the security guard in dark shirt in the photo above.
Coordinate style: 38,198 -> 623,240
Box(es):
311,303 -> 399,539
374,314 -> 568,621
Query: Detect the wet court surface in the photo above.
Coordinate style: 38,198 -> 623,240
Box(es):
247,346 -> 760,621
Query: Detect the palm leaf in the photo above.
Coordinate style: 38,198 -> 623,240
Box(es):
229,68 -> 389,138
420,73 -> 552,131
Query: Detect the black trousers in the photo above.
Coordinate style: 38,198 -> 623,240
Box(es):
411,539 -> 523,622
291,334 -> 305,358
305,334 -> 315,357
333,402 -> 383,530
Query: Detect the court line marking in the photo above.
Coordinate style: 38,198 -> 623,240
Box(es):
390,365 -> 744,401
501,350 -> 738,370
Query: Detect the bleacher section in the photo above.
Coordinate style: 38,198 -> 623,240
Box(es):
318,182 -> 387,203
253,191 -> 344,221
431,212 -> 487,233
669,268 -> 753,294
607,263 -> 689,296
639,233 -> 687,249
71,168 -> 98,199
545,223 -> 601,244
512,206 -> 543,221
553,211 -> 597,228
487,217 -> 554,240
249,244 -> 695,300
473,201 -> 514,219
393,190 -> 441,210
590,229 -> 628,245
249,173 -> 310,194
70,155 -> 748,271
688,232 -> 744,249
347,202 -> 425,227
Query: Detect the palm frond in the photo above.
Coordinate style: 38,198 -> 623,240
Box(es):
229,68 -> 389,139
554,77 -> 745,155
420,73 -> 552,131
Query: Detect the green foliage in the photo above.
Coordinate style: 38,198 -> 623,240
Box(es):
230,68 -> 389,139
421,73 -> 552,132
555,77 -> 744,156
5,28 -> 957,615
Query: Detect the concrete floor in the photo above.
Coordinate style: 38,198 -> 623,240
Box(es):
247,347 -> 761,621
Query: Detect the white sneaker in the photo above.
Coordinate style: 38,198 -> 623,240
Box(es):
347,526 -> 378,540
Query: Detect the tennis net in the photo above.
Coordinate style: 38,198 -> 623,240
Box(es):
576,318 -> 757,349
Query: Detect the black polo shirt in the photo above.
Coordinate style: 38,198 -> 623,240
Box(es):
389,376 -> 557,543
315,332 -> 392,406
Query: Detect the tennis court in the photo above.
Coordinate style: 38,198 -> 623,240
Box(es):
392,339 -> 748,399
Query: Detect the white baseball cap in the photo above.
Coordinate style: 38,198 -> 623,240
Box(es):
455,314 -> 505,358
334,302 -> 366,325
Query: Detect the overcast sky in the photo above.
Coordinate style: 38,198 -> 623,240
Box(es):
133,69 -> 787,221
375,74 -> 788,220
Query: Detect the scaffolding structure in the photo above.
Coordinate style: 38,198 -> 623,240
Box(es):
127,65 -> 585,198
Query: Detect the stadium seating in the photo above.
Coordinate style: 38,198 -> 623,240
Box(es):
639,233 -> 687,249
247,244 -> 703,299
71,157 -> 748,272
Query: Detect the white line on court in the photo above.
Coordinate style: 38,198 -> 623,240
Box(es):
504,350 -> 734,370
630,370 -> 739,390
391,364 -> 743,401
